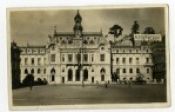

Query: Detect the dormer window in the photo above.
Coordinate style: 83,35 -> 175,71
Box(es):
83,40 -> 88,44
68,40 -> 73,44
90,40 -> 94,44
61,40 -> 66,44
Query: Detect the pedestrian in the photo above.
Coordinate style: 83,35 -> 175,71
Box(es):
96,81 -> 99,88
105,82 -> 108,88
82,80 -> 84,87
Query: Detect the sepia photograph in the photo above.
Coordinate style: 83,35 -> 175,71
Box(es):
7,5 -> 169,109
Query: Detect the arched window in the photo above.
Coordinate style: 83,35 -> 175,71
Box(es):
37,68 -> 41,74
24,69 -> 28,74
83,69 -> 88,81
83,40 -> 88,44
76,69 -> 80,81
68,69 -> 73,81
51,68 -> 55,82
31,69 -> 34,74
100,68 -> 106,74
51,68 -> 55,74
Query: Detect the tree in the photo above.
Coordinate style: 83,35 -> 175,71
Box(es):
109,25 -> 123,38
22,74 -> 34,87
143,27 -> 155,34
11,42 -> 21,89
136,73 -> 146,85
112,72 -> 119,82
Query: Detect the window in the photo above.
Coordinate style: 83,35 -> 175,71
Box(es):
129,49 -> 132,53
68,69 -> 73,81
136,57 -> 139,64
68,54 -> 73,62
101,47 -> 104,50
130,77 -> 133,80
44,69 -> 46,74
116,68 -> 120,74
146,57 -> 149,63
83,69 -> 88,81
136,68 -> 140,73
147,68 -> 149,73
76,69 -> 80,81
123,68 -> 126,73
83,54 -> 88,62
38,58 -> 41,65
31,58 -> 34,65
62,68 -> 65,72
100,54 -> 105,62
37,68 -> 40,74
31,69 -> 34,74
68,40 -> 73,44
122,58 -> 126,64
129,68 -> 133,73
91,54 -> 94,62
24,69 -> 28,74
76,54 -> 81,62
44,58 -> 46,64
83,40 -> 88,44
116,58 -> 119,64
62,54 -> 65,62
51,54 -> 56,62
25,58 -> 28,65
147,49 -> 149,53
129,58 -> 132,64
92,69 -> 94,72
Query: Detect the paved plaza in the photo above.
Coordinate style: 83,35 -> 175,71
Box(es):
13,84 -> 167,106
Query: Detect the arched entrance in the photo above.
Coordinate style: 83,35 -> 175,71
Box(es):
100,68 -> 105,81
68,69 -> 73,81
83,69 -> 88,81
76,69 -> 80,81
51,68 -> 55,82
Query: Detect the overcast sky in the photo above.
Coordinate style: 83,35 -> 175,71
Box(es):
10,7 -> 165,46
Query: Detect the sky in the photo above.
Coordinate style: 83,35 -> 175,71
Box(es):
10,7 -> 165,46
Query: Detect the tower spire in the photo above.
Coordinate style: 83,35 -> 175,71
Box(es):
73,10 -> 83,37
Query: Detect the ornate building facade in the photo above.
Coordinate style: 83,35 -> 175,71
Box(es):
19,11 -> 154,84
